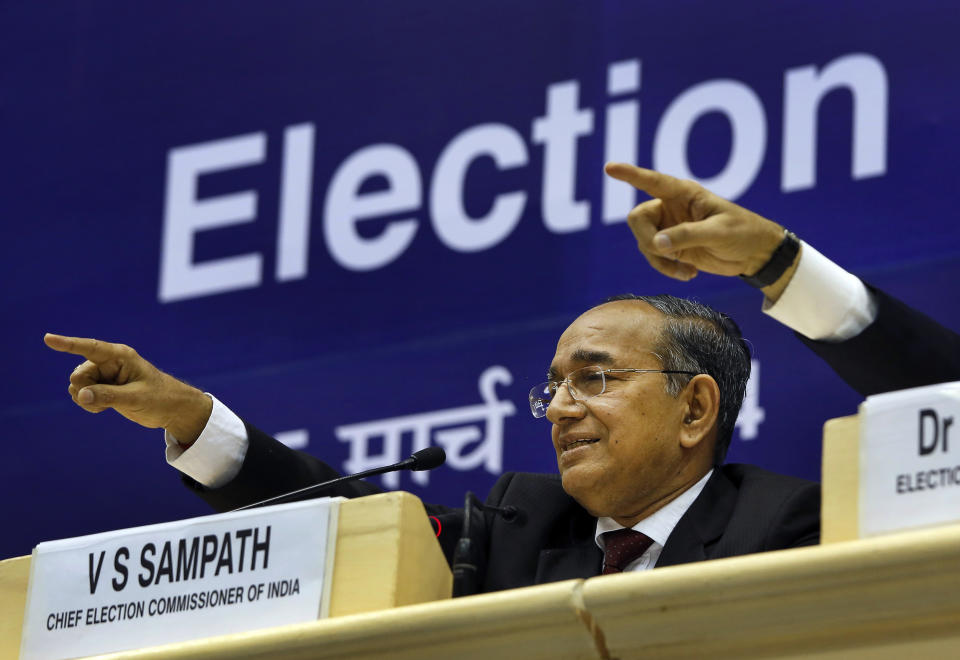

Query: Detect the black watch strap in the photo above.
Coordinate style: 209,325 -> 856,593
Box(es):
738,230 -> 800,288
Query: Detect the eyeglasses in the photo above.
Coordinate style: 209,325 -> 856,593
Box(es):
528,365 -> 698,418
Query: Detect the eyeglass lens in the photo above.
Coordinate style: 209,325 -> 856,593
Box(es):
528,366 -> 606,418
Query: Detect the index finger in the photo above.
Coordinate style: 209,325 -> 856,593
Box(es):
44,334 -> 125,363
603,162 -> 687,200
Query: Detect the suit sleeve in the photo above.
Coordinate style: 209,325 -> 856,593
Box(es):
183,420 -> 465,561
182,420 -> 386,511
798,285 -> 960,397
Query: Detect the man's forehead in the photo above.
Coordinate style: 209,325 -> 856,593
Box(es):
547,347 -> 614,377
562,300 -> 663,341
549,301 -> 663,373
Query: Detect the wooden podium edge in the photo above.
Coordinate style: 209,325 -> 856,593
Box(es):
88,523 -> 960,660
90,579 -> 598,660
330,491 -> 451,616
0,554 -> 30,659
581,521 -> 960,658
821,414 -> 860,543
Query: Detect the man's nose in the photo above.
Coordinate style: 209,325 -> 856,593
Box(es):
545,383 -> 586,423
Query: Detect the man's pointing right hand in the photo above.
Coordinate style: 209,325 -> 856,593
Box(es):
44,333 -> 212,446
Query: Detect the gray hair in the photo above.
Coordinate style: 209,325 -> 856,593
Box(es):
600,294 -> 751,464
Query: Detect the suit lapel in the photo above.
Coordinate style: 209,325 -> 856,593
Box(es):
529,468 -> 740,580
534,506 -> 603,583
535,541 -> 603,583
656,468 -> 737,568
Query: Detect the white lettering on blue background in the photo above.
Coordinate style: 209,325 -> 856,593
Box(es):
323,143 -> 422,272
159,53 -> 889,303
782,53 -> 888,192
159,133 -> 266,302
431,123 -> 529,252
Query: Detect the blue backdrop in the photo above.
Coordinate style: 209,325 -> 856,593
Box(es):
3,1 -> 959,559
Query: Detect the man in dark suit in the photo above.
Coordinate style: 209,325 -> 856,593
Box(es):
44,164 -> 960,593
164,287 -> 819,593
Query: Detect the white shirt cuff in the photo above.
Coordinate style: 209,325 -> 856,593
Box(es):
165,394 -> 249,488
763,242 -> 878,341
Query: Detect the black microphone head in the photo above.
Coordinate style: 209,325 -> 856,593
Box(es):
409,446 -> 446,471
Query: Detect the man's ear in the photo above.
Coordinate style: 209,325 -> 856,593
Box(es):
679,374 -> 720,450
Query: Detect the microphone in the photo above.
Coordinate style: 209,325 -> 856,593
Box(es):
451,491 -> 523,598
399,446 -> 446,471
231,447 -> 447,512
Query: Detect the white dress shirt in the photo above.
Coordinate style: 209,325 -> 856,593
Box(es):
762,242 -> 877,341
595,470 -> 713,571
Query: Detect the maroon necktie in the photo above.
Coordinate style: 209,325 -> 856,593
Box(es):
601,528 -> 654,574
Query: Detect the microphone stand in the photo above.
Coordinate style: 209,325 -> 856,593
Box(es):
231,448 -> 445,512
451,492 -> 520,598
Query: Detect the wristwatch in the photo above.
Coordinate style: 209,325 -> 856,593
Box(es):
738,229 -> 800,288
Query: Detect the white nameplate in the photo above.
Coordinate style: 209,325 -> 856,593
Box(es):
19,498 -> 340,659
860,381 -> 960,537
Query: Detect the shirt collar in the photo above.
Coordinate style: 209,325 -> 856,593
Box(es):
595,469 -> 714,550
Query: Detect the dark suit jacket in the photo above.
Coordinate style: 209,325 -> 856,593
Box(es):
476,465 -> 818,592
183,285 -> 959,593
186,428 -> 819,592
797,285 -> 960,396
